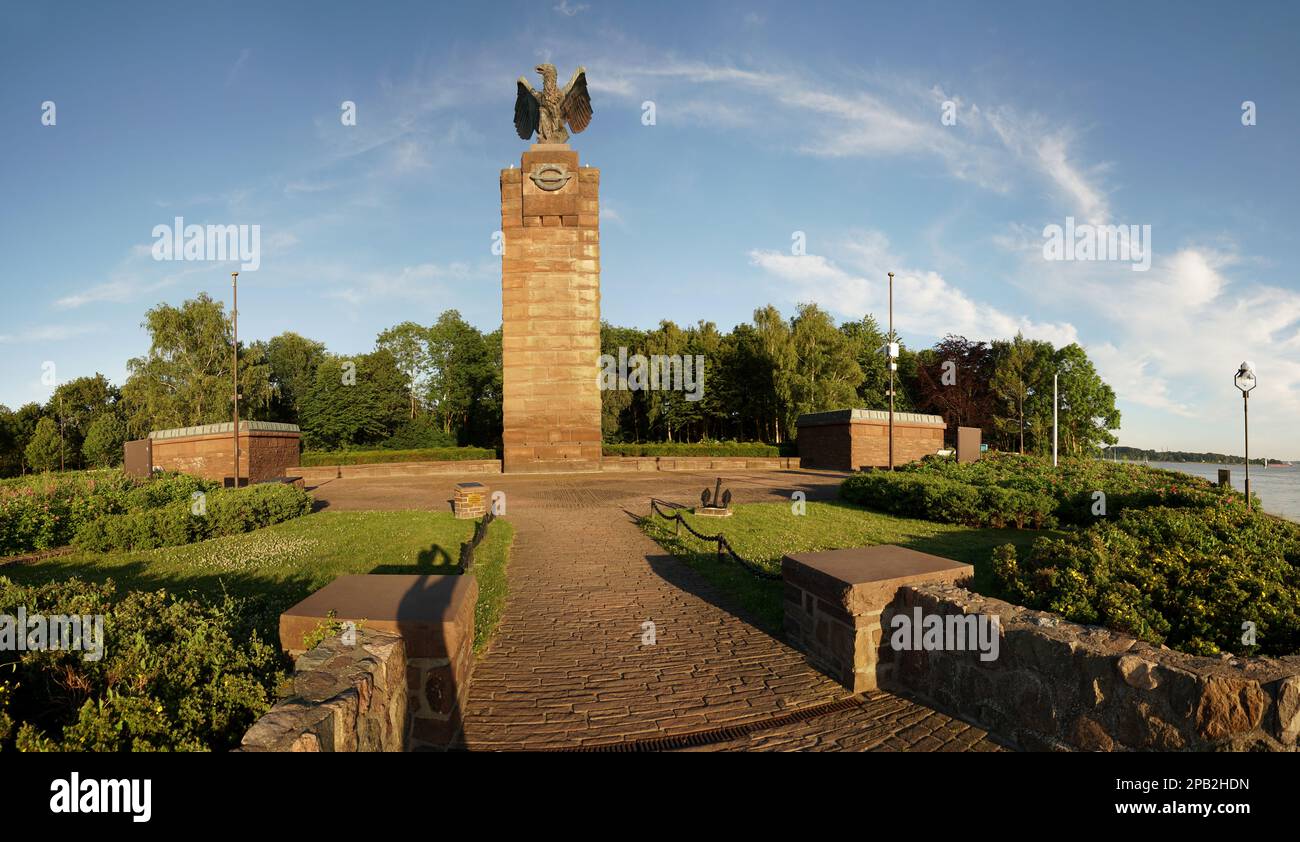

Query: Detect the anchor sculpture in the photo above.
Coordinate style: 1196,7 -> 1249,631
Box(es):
696,478 -> 733,518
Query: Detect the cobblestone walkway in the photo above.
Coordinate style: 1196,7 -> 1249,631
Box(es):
310,470 -> 1008,751
449,473 -> 1005,752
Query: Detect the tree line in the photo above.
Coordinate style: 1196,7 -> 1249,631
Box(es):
1106,446 -> 1280,466
0,292 -> 1121,475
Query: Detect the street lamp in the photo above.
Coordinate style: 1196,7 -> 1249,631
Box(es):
232,272 -> 240,488
1234,360 -> 1257,511
887,272 -> 898,470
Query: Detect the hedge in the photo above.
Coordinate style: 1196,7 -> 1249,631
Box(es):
896,452 -> 1245,524
839,471 -> 1057,529
992,505 -> 1300,656
299,447 -> 497,467
602,441 -> 795,458
72,482 -> 313,553
0,577 -> 282,751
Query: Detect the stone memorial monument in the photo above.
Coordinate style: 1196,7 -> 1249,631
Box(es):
500,63 -> 602,472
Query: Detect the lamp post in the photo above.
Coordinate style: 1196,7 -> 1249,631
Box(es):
1052,372 -> 1059,468
1234,361 -> 1257,511
232,272 -> 240,489
887,271 -> 897,471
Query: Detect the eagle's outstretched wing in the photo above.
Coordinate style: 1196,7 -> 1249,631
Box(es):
561,67 -> 592,134
514,79 -> 539,141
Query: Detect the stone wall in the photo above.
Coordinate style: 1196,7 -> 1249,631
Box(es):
500,145 -> 602,473
297,455 -> 803,482
796,409 -> 946,470
887,583 -> 1300,751
149,421 -> 300,484
238,630 -> 408,752
297,459 -> 501,482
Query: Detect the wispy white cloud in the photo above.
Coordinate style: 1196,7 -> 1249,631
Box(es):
225,48 -> 251,87
324,261 -> 493,307
594,61 -> 1109,219
748,230 -> 1080,348
1019,245 -> 1300,432
553,0 -> 589,15
0,324 -> 99,344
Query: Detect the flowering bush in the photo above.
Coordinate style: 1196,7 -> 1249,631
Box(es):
0,471 -> 220,556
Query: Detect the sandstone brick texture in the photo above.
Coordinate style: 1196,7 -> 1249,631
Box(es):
796,409 -> 946,470
147,421 -> 301,484
501,146 -> 602,473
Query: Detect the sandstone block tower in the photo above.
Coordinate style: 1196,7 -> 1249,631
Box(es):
500,144 -> 602,472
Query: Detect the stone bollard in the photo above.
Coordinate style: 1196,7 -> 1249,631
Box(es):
452,482 -> 489,519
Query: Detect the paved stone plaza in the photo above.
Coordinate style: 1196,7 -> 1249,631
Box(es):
308,469 -> 1009,752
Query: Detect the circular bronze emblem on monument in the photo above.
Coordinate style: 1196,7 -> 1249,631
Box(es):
529,163 -> 573,192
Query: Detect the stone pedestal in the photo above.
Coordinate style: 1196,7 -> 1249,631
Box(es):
957,426 -> 983,464
782,545 -> 972,693
279,574 -> 478,750
500,144 -> 602,473
452,481 -> 489,519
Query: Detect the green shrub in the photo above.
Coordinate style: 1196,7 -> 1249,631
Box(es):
898,452 -> 1248,524
841,452 -> 1249,530
0,577 -> 283,751
992,506 -> 1300,656
299,447 -> 496,467
72,483 -> 313,552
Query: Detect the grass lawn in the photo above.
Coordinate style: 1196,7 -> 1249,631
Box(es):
641,500 -> 1053,632
3,510 -> 514,654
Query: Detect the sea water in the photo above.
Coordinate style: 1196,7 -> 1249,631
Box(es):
1145,461 -> 1300,523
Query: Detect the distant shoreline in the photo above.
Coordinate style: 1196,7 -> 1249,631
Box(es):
1105,449 -> 1294,467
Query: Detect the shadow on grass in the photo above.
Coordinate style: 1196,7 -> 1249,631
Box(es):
369,542 -> 457,574
625,508 -> 785,637
633,499 -> 1060,637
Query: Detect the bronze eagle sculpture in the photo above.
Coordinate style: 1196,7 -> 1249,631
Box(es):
514,63 -> 592,144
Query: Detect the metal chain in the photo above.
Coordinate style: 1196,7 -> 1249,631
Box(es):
459,510 -> 495,573
648,498 -> 781,580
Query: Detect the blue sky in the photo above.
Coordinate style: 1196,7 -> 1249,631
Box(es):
2,0 -> 1298,456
